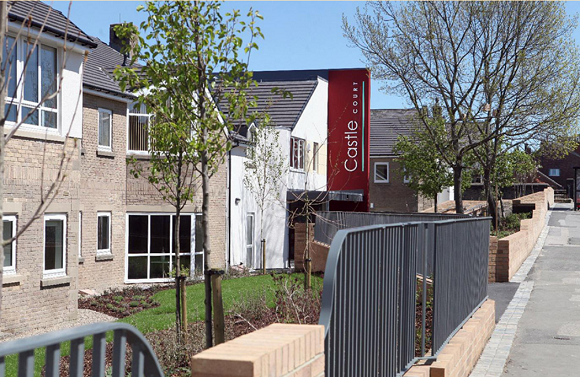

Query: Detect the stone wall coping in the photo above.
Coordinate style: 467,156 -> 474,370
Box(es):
192,323 -> 324,377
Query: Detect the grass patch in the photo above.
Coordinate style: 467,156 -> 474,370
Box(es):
119,273 -> 321,334
4,273 -> 322,376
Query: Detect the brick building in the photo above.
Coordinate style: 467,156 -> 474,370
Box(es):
1,3 -> 227,336
368,109 -> 453,212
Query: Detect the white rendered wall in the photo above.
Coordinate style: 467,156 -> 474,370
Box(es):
287,78 -> 329,192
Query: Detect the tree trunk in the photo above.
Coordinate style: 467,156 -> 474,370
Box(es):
174,204 -> 182,340
0,1 -> 6,317
434,194 -> 438,213
483,166 -> 498,230
453,166 -> 464,214
201,147 -> 214,349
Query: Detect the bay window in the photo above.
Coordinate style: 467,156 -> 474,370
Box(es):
126,213 -> 203,282
4,36 -> 59,129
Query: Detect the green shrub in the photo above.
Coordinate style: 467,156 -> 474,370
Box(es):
113,295 -> 124,302
129,301 -> 140,307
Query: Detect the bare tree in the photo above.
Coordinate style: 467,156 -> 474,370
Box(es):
344,1 -> 580,217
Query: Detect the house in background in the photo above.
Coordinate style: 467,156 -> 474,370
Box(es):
368,109 -> 453,212
228,69 -> 371,269
228,73 -> 329,270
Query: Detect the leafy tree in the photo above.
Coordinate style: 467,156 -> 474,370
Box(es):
344,1 -> 580,215
394,118 -> 452,213
115,0 -> 262,345
243,118 -> 286,273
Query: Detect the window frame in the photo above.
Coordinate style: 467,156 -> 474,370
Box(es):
98,108 -> 113,151
97,212 -> 112,255
312,142 -> 319,172
127,102 -> 152,154
3,215 -> 16,275
78,211 -> 82,258
549,168 -> 560,177
290,136 -> 305,170
4,35 -> 60,132
125,213 -> 201,283
43,213 -> 67,279
374,162 -> 390,183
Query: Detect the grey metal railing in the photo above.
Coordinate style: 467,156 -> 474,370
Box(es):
314,211 -> 469,245
0,322 -> 164,377
319,217 -> 490,377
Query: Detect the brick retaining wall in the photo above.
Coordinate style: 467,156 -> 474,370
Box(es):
404,299 -> 495,377
488,188 -> 554,282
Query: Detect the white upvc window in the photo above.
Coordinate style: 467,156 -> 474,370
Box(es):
98,109 -> 112,151
3,35 -> 59,131
374,162 -> 389,183
312,142 -> 319,172
245,213 -> 255,267
290,136 -> 305,170
126,213 -> 203,282
97,212 -> 111,255
127,102 -> 151,153
43,214 -> 67,278
3,216 -> 16,274
78,211 -> 82,258
403,168 -> 411,184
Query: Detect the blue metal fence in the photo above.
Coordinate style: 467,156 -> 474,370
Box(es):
314,211 -> 469,245
0,323 -> 164,377
319,217 -> 490,377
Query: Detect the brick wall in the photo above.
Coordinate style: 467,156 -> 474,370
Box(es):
369,157 -> 434,213
77,94 -> 127,290
191,323 -> 325,377
294,223 -> 329,272
404,299 -> 495,377
1,136 -> 81,334
488,188 -> 554,282
125,154 -> 228,270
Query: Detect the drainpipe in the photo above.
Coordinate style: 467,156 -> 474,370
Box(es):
226,148 -> 232,271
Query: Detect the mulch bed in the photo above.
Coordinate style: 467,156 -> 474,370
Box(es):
78,285 -> 167,318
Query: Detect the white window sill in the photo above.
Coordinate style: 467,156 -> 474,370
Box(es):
41,275 -> 71,288
2,273 -> 22,286
95,253 -> 113,261
289,168 -> 305,174
4,124 -> 65,143
97,149 -> 115,158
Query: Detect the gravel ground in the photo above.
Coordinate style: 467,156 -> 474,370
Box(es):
0,309 -> 116,343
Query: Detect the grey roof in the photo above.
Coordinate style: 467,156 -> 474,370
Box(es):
223,79 -> 319,133
370,109 -> 418,156
8,1 -> 96,48
84,37 -> 135,98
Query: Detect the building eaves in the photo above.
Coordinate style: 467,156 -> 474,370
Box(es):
8,1 -> 97,48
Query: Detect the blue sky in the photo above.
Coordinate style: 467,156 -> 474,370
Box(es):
45,1 -> 580,109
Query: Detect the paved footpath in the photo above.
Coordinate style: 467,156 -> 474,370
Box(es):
471,203 -> 580,377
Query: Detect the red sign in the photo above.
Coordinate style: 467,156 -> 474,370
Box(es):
327,69 -> 371,211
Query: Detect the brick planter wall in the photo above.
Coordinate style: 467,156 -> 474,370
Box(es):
404,299 -> 495,377
294,223 -> 330,272
488,188 -> 554,282
191,323 -> 324,377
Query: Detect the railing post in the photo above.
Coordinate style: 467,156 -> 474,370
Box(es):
91,332 -> 106,377
45,344 -> 61,377
112,330 -> 127,377
17,350 -> 33,377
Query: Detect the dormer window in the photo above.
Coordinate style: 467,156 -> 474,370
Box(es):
3,36 -> 59,129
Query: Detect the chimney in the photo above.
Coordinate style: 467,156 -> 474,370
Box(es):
109,23 -> 132,66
